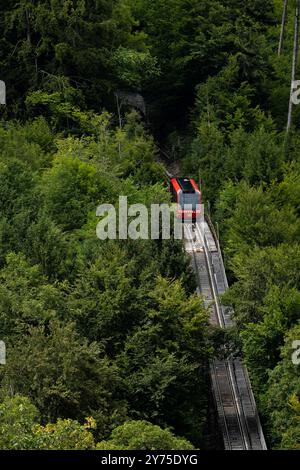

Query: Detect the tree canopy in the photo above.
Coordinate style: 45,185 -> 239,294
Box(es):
0,0 -> 299,450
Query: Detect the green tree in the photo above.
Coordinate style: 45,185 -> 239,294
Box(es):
0,396 -> 39,450
0,118 -> 54,170
0,395 -> 97,450
32,417 -> 96,450
0,253 -> 64,339
241,286 -> 300,390
218,182 -> 299,257
0,321 -> 126,438
68,244 -> 148,351
97,420 -> 195,450
1,0 -> 149,114
117,277 -> 210,443
264,324 -> 300,448
112,47 -> 160,89
41,153 -> 104,231
134,0 -> 275,129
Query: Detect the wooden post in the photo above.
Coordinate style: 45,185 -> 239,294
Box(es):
115,93 -> 122,158
25,7 -> 31,44
287,0 -> 300,132
278,0 -> 289,56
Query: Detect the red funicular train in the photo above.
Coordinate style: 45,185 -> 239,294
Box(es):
170,177 -> 201,221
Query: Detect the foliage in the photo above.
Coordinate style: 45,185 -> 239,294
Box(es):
217,168 -> 300,448
0,0 -> 299,451
0,108 -> 209,447
112,47 -> 160,88
97,420 -> 195,450
0,0 -> 150,114
116,277 -> 209,442
0,253 -> 64,339
132,0 -> 275,130
0,320 -> 126,439
0,396 -> 39,450
264,324 -> 300,448
0,395 -> 96,450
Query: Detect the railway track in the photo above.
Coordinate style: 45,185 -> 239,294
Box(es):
184,221 -> 267,450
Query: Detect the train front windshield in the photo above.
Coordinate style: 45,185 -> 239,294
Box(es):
181,193 -> 199,210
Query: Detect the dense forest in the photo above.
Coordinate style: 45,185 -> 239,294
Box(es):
0,0 -> 299,450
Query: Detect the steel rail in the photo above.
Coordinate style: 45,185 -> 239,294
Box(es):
185,223 -> 249,449
199,221 -> 267,450
184,221 -> 267,450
